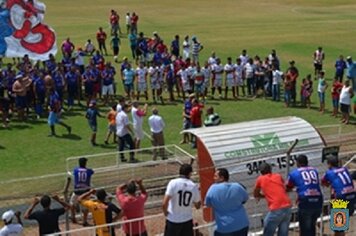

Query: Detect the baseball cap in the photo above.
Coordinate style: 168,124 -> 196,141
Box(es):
2,210 -> 14,223
347,56 -> 352,60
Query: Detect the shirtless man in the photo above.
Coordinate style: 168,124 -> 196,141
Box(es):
12,74 -> 32,121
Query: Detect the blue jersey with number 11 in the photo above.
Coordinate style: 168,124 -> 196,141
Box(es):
287,166 -> 323,209
73,167 -> 94,194
322,167 -> 355,200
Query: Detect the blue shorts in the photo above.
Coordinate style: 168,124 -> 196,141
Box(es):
48,111 -> 59,125
89,123 -> 97,132
124,83 -> 134,92
318,92 -> 325,103
332,98 -> 339,108
15,95 -> 27,109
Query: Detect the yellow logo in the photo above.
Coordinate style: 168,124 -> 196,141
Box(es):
330,199 -> 349,209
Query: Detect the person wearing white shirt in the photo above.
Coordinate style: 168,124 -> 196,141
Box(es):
182,35 -> 190,60
211,58 -> 224,99
116,104 -> 137,163
272,64 -> 283,101
131,101 -> 147,150
224,57 -> 235,99
136,63 -> 148,100
162,164 -> 201,236
148,107 -> 165,160
0,210 -> 23,236
125,12 -> 131,34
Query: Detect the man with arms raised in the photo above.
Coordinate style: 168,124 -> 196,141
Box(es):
162,164 -> 201,236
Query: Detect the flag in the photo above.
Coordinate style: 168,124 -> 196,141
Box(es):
1,0 -> 57,61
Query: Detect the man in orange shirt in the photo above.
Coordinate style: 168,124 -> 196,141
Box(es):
96,27 -> 108,56
254,163 -> 292,236
104,105 -> 117,144
190,98 -> 203,148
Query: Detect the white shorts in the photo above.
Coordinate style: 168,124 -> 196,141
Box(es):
226,78 -> 234,88
214,78 -> 222,88
137,82 -> 147,92
102,84 -> 114,95
182,82 -> 191,92
134,126 -> 144,140
151,82 -> 161,90
236,77 -> 244,86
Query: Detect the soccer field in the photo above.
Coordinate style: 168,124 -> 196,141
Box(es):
1,0 -> 356,181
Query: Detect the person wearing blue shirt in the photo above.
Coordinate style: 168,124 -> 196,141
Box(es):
171,35 -> 180,57
322,155 -> 355,214
129,32 -> 137,60
65,66 -> 80,110
205,168 -> 249,236
85,100 -> 102,146
123,64 -> 135,100
47,88 -> 71,136
51,64 -> 65,101
70,157 -> 94,226
32,70 -> 46,119
286,155 -> 323,236
335,55 -> 347,82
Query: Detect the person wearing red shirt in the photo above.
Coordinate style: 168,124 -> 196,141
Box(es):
190,98 -> 203,148
130,12 -> 139,34
96,27 -> 108,55
254,163 -> 292,236
331,77 -> 343,117
109,10 -> 122,36
116,179 -> 148,236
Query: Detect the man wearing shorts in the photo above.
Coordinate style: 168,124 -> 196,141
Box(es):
224,57 -> 235,99
131,101 -> 147,150
101,62 -> 115,105
123,63 -> 135,100
162,164 -> 201,236
313,46 -> 325,80
85,100 -> 102,146
70,157 -> 94,226
136,62 -> 148,101
211,58 -> 223,99
12,73 -> 31,121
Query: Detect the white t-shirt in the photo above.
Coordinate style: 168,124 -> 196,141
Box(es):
212,64 -> 224,80
239,54 -> 249,66
0,224 -> 23,236
224,64 -> 234,80
116,110 -> 130,137
165,177 -> 200,223
208,57 -> 216,66
125,15 -> 131,25
182,40 -> 190,55
340,85 -> 351,105
136,67 -> 147,83
272,70 -> 283,85
244,63 -> 254,79
178,69 -> 189,85
234,64 -> 243,80
131,107 -> 143,128
148,66 -> 158,83
201,67 -> 211,83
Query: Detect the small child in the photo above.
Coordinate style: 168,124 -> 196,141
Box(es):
331,77 -> 343,116
85,100 -> 102,146
104,105 -> 117,144
317,71 -> 328,113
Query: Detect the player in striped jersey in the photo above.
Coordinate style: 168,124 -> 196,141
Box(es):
234,58 -> 245,97
224,57 -> 235,99
211,58 -> 224,99
162,164 -> 201,236
136,62 -> 148,101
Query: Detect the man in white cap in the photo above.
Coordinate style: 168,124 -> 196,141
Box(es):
0,210 -> 23,235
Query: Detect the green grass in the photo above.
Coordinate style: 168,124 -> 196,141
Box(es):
2,0 -> 356,181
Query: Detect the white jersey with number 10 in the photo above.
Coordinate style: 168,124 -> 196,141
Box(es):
165,177 -> 200,223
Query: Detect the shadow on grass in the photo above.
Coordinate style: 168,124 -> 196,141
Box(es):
0,145 -> 5,149
57,133 -> 82,140
7,124 -> 32,130
99,144 -> 117,149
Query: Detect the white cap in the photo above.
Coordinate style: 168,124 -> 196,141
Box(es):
2,210 -> 14,223
347,56 -> 352,60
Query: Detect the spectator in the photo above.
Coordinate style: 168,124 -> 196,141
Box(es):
125,12 -> 131,34
0,210 -> 23,236
148,107 -> 166,160
283,74 -> 292,107
111,33 -> 120,63
101,62 -> 116,105
335,55 -> 347,82
109,9 -> 121,36
339,80 -> 353,124
130,12 -> 139,35
205,168 -> 249,236
96,27 -> 108,56
12,73 -> 31,121
271,63 -> 283,101
78,189 -> 122,236
70,157 -> 94,226
65,65 -> 81,110
286,155 -> 323,236
47,88 -> 71,136
190,98 -> 203,148
24,195 -> 70,235
61,37 -> 75,57
331,77 -> 343,117
191,36 -> 203,65
239,49 -> 249,66
304,74 -> 313,109
211,58 -> 224,99
182,35 -> 190,60
244,58 -> 255,97
162,164 -> 201,236
253,163 -> 292,236
128,31 -> 137,60
224,57 -> 235,99
204,106 -> 221,127
321,155 -> 355,236
116,104 -> 137,163
116,178 -> 148,236
85,100 -> 102,146
317,71 -> 328,113
104,105 -> 117,145
286,60 -> 299,105
313,46 -> 325,80
171,35 -> 180,57
132,101 -> 148,150
123,63 -> 135,100
84,39 -> 95,56
135,62 -> 148,101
